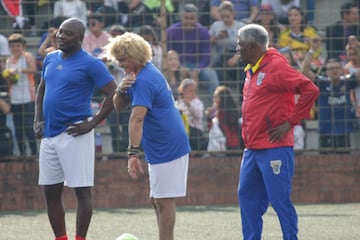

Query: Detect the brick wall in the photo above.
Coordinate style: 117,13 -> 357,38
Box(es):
0,154 -> 359,211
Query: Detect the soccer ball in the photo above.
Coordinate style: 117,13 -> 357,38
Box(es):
115,233 -> 139,240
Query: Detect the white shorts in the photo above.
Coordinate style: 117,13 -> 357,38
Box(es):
38,129 -> 95,188
148,154 -> 189,199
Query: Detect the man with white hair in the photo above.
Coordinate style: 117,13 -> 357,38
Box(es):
236,24 -> 319,240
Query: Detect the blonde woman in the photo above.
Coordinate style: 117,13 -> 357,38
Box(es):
108,32 -> 191,240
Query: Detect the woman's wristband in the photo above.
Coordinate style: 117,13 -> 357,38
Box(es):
127,145 -> 140,157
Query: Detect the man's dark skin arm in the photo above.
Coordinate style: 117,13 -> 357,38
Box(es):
34,78 -> 45,139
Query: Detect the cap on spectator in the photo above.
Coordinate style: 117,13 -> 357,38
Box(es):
260,4 -> 273,12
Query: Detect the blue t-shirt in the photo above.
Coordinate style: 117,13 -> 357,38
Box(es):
316,75 -> 357,135
41,49 -> 113,137
127,62 -> 191,164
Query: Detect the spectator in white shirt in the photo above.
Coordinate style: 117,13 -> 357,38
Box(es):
53,0 -> 88,25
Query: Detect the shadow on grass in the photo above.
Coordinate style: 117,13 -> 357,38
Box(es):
0,210 -> 45,218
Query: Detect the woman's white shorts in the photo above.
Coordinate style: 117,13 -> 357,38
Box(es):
148,154 -> 189,199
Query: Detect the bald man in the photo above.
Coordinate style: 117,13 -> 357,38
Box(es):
34,18 -> 117,240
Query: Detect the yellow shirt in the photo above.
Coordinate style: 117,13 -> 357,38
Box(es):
244,55 -> 265,73
278,25 -> 320,59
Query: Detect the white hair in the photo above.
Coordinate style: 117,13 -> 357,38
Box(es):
237,24 -> 269,51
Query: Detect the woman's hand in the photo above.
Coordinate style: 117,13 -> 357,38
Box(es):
127,156 -> 144,179
119,72 -> 136,91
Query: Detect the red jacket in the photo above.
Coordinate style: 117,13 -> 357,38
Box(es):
241,48 -> 319,149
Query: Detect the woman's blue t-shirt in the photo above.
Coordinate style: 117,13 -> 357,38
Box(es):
128,62 -> 191,164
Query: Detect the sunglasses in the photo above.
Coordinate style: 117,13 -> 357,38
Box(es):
88,21 -> 98,27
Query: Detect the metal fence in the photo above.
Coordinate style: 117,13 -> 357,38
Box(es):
1,0 -> 360,160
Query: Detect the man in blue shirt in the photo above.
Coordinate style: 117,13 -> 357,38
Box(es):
34,18 -> 117,240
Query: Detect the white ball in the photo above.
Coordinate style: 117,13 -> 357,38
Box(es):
115,233 -> 139,240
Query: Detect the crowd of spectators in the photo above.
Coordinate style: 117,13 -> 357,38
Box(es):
1,0 -> 360,158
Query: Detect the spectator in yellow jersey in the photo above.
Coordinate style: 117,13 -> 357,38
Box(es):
277,6 -> 321,66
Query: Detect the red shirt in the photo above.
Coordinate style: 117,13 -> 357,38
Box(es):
241,48 -> 319,149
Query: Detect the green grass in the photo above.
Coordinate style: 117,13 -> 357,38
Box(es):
0,203 -> 359,239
